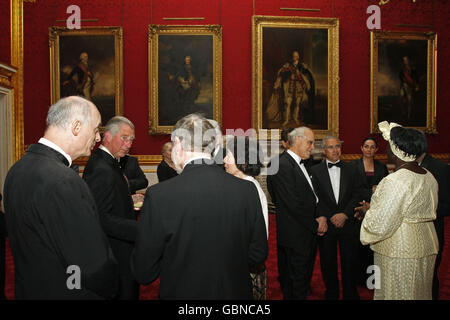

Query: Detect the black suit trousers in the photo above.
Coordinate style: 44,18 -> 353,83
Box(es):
318,222 -> 359,300
278,232 -> 317,300
117,273 -> 139,300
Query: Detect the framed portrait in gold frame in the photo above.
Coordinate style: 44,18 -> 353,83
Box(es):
148,25 -> 222,135
370,31 -> 437,133
252,16 -> 339,140
49,26 -> 123,126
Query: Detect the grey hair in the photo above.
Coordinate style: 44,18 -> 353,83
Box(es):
46,96 -> 92,130
288,127 -> 310,146
321,135 -> 341,149
103,116 -> 135,139
207,119 -> 222,138
172,113 -> 216,153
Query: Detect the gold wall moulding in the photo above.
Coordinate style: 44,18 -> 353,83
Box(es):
280,8 -> 320,12
0,63 -> 17,89
162,17 -> 205,21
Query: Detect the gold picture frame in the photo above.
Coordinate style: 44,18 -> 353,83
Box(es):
252,16 -> 339,140
370,31 -> 437,133
49,26 -> 124,126
148,25 -> 222,135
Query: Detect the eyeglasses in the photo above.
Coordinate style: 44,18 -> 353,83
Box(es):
120,136 -> 135,143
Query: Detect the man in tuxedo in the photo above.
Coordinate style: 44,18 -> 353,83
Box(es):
131,114 -> 268,299
311,136 -> 360,300
3,96 -> 118,299
156,142 -> 178,182
267,127 -> 327,300
417,145 -> 450,300
83,116 -> 139,300
119,155 -> 148,194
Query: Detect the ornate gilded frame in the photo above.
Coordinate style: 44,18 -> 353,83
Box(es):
49,26 -> 124,125
252,16 -> 339,140
370,31 -> 437,133
148,25 -> 222,135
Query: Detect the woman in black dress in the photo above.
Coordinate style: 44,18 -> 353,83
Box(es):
350,137 -> 389,286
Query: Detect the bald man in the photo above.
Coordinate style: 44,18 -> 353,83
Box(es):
3,96 -> 118,299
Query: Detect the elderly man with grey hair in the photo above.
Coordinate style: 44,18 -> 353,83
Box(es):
267,126 -> 327,300
132,113 -> 268,299
83,115 -> 139,300
310,135 -> 360,300
3,96 -> 118,299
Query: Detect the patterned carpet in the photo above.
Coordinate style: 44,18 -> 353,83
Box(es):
4,215 -> 449,300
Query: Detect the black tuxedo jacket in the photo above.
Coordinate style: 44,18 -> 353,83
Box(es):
421,153 -> 450,218
311,161 -> 361,232
350,158 -> 389,202
131,161 -> 268,299
3,144 -> 118,299
119,155 -> 148,194
267,151 -> 319,248
83,148 -> 138,275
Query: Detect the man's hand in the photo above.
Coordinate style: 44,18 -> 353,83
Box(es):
372,185 -> 378,194
354,201 -> 370,221
316,216 -> 328,236
330,213 -> 348,228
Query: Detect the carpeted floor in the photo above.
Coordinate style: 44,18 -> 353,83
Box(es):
4,215 -> 449,300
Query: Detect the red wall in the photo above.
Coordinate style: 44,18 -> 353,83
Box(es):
0,1 -> 10,64
1,0 -> 449,155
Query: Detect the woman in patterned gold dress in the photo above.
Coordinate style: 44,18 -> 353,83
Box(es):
356,121 -> 439,300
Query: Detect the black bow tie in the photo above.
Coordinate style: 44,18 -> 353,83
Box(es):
299,159 -> 307,165
328,161 -> 342,169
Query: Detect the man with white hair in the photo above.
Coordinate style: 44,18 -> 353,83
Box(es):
267,126 -> 327,300
83,116 -> 139,300
132,113 -> 268,299
3,96 -> 118,299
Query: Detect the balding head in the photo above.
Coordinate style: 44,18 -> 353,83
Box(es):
44,96 -> 101,160
289,126 -> 315,159
46,96 -> 93,130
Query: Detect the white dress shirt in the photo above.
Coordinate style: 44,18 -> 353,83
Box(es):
326,159 -> 341,204
99,144 -> 117,160
38,138 -> 72,166
286,150 -> 318,203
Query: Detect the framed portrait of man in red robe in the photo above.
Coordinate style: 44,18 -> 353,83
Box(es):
252,16 -> 339,140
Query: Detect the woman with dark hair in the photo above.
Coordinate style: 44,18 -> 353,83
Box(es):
350,137 -> 389,286
224,136 -> 268,300
351,137 -> 389,202
356,121 -> 439,300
